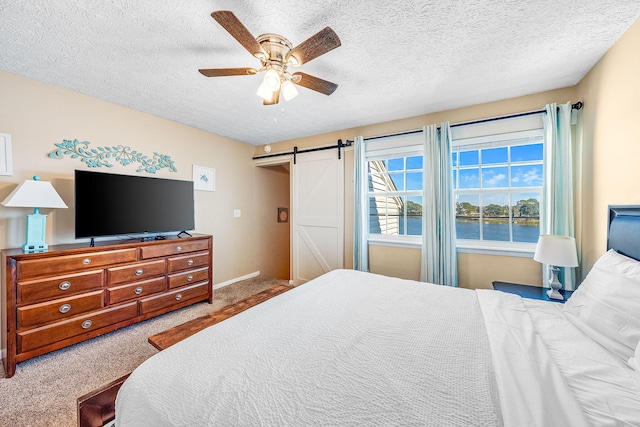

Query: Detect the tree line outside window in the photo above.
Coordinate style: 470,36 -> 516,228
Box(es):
367,139 -> 543,246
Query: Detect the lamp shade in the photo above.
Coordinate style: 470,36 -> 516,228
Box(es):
533,235 -> 578,267
281,79 -> 299,101
256,82 -> 274,101
263,69 -> 281,91
2,176 -> 67,209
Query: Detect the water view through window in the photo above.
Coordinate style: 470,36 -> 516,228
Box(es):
453,141 -> 542,243
368,141 -> 542,244
395,202 -> 540,243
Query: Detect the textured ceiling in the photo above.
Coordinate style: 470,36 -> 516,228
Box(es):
1,1 -> 639,146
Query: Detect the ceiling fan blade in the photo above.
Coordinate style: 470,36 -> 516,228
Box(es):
292,72 -> 338,96
199,68 -> 257,77
262,89 -> 280,105
211,10 -> 267,59
286,27 -> 341,66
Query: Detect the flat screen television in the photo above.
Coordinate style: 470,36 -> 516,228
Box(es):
74,170 -> 195,239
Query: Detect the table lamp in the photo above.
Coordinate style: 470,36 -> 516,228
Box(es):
1,176 -> 68,253
533,234 -> 578,300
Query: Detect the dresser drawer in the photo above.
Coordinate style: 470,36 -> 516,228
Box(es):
167,252 -> 210,273
140,239 -> 210,259
17,270 -> 104,305
167,266 -> 209,289
17,290 -> 105,329
106,277 -> 166,305
17,248 -> 138,280
17,302 -> 138,353
139,282 -> 209,315
106,260 -> 166,286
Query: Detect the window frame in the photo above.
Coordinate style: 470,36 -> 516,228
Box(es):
365,143 -> 424,247
359,113 -> 545,255
452,128 -> 544,255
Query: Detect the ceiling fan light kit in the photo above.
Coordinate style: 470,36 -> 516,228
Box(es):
281,80 -> 299,101
263,69 -> 281,90
199,10 -> 341,106
256,82 -> 275,101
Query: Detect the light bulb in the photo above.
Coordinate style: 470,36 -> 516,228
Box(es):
263,69 -> 281,91
256,82 -> 273,101
281,80 -> 299,101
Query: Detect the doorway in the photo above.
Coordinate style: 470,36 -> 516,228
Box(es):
255,161 -> 291,280
256,149 -> 345,285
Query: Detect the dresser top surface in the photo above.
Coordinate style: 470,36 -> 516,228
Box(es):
2,234 -> 212,259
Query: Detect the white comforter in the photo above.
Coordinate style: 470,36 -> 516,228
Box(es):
116,270 -> 640,426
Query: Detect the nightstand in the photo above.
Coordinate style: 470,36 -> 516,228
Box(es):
492,281 -> 574,303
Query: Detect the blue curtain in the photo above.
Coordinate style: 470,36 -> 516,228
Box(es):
353,136 -> 369,271
542,103 -> 576,289
421,123 -> 458,286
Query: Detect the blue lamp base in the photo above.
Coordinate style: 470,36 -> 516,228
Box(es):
23,212 -> 49,253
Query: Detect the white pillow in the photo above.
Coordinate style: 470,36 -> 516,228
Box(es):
563,249 -> 640,361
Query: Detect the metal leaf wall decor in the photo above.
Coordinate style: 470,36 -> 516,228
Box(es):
49,139 -> 177,174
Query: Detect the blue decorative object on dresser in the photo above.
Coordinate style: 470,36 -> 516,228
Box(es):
1,176 -> 68,253
49,139 -> 177,174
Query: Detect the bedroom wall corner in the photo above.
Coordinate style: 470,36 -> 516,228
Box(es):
257,87 -> 579,287
575,18 -> 640,280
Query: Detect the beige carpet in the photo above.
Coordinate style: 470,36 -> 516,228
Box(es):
0,275 -> 290,427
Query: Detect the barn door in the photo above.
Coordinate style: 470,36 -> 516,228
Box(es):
292,149 -> 344,285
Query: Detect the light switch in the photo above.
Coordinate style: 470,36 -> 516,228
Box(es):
234,209 -> 241,218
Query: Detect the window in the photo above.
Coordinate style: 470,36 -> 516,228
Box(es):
365,133 -> 423,245
360,114 -> 545,253
453,130 -> 543,251
368,155 -> 423,237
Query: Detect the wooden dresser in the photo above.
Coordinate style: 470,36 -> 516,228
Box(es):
1,234 -> 213,378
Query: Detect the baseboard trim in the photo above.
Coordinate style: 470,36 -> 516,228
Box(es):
214,271 -> 260,290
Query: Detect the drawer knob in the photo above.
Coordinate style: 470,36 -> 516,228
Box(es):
82,258 -> 91,265
175,293 -> 182,301
59,304 -> 71,314
134,287 -> 143,295
59,281 -> 71,291
187,274 -> 193,282
176,246 -> 182,252
187,259 -> 194,266
81,320 -> 92,329
135,268 -> 143,276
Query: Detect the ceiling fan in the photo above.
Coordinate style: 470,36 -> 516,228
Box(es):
199,10 -> 341,105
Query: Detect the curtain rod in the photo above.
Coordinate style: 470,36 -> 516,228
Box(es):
358,101 -> 583,142
251,101 -> 583,161
252,139 -> 352,163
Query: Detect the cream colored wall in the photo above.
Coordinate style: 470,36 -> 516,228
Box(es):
0,70 -> 278,284
458,253 -> 542,290
575,19 -> 640,279
253,165 -> 290,279
369,244 -> 420,281
254,87 -> 577,288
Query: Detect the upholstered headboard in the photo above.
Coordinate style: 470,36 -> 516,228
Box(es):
608,205 -> 640,262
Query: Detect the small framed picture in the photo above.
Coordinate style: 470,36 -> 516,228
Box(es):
278,207 -> 289,222
0,133 -> 13,176
193,165 -> 215,191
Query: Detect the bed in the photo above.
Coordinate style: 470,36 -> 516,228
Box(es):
115,206 -> 640,426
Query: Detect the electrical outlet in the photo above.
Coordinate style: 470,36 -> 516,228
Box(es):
233,209 -> 241,218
